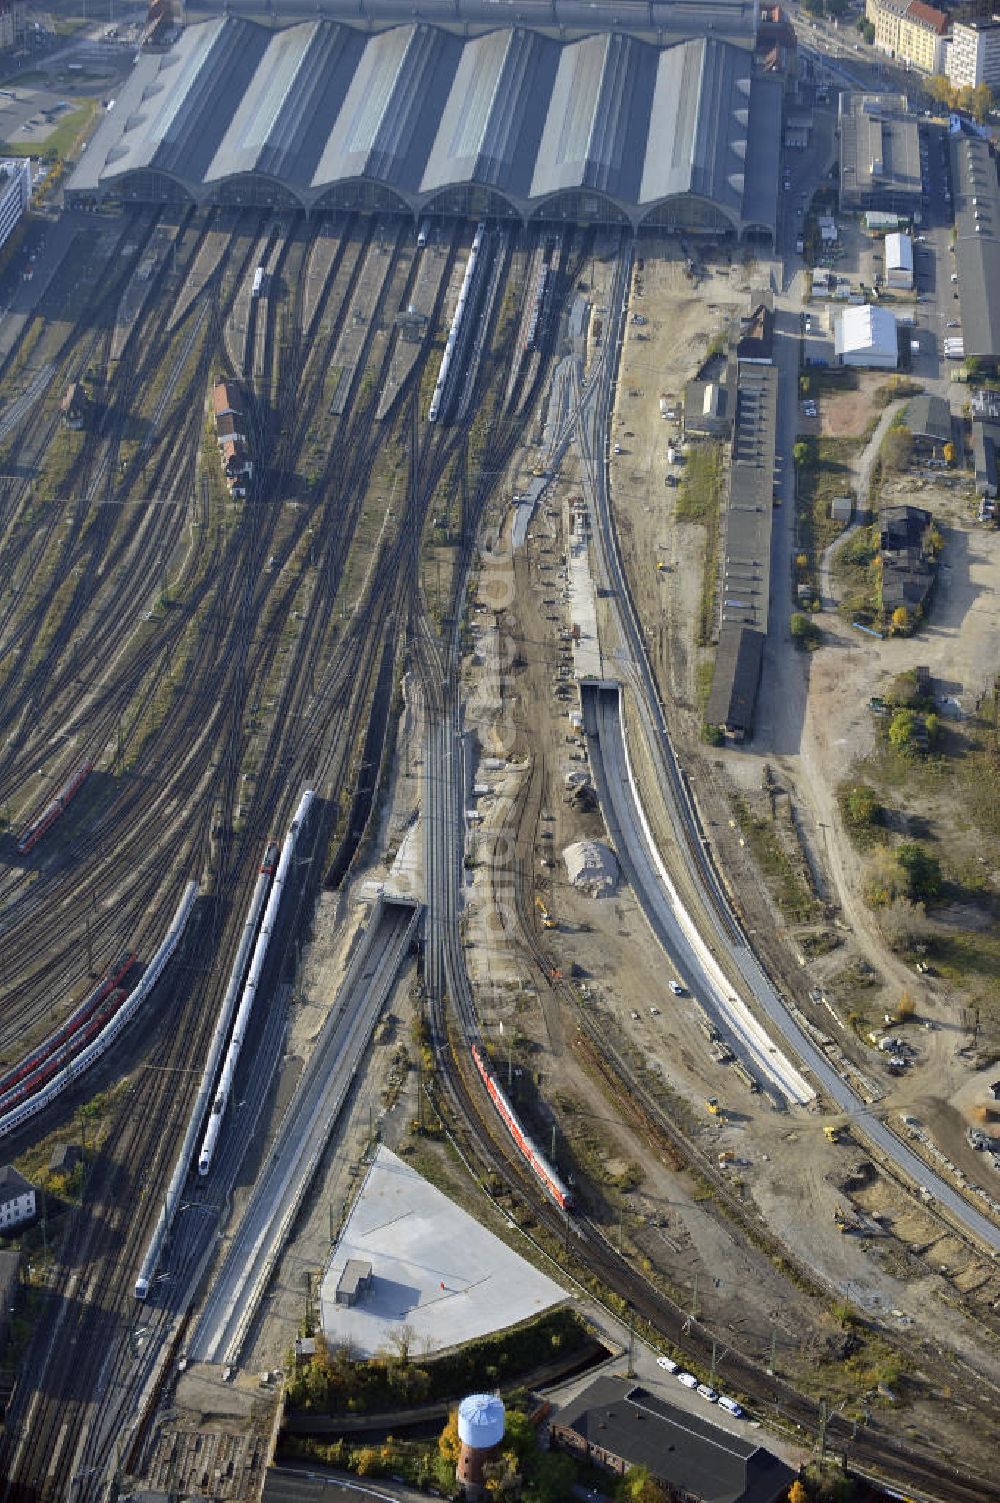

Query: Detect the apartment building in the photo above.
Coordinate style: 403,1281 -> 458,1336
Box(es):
868,0 -> 949,73
947,15 -> 1000,91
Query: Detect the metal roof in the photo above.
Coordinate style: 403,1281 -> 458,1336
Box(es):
68,18 -> 779,233
952,133 -> 1000,365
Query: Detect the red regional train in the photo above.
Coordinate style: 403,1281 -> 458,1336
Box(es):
471,1043 -> 573,1210
16,761 -> 93,855
0,950 -> 136,1102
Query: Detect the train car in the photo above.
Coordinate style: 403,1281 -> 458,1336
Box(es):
0,881 -> 198,1144
260,840 -> 280,875
252,266 -> 265,298
16,760 -> 94,855
428,224 -> 485,424
0,950 -> 135,1102
471,1044 -> 573,1210
197,794 -> 313,1177
417,220 -> 430,249
0,987 -> 127,1116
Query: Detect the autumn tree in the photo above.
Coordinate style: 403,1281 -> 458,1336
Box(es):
880,424 -> 913,474
888,707 -> 916,751
789,1481 -> 809,1503
895,989 -> 917,1021
891,605 -> 910,635
971,82 -> 994,124
942,440 -> 955,465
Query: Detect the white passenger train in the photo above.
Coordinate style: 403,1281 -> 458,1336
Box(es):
428,223 -> 485,424
196,790 -> 314,1178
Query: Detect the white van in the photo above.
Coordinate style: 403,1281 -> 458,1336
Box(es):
656,1356 -> 679,1373
676,1372 -> 698,1389
719,1395 -> 744,1417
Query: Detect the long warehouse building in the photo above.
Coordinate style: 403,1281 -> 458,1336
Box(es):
66,17 -> 781,238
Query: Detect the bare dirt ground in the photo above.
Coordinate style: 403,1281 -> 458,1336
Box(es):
819,370 -> 889,438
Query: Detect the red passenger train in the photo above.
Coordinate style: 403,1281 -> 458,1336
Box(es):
16,761 -> 94,856
471,1043 -> 573,1210
0,951 -> 136,1105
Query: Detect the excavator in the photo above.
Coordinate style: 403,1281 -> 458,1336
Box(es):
535,896 -> 556,930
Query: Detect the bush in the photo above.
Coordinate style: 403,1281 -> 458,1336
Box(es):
888,707 -> 917,752
880,425 -> 913,474
840,782 -> 881,832
790,612 -> 821,650
896,842 -> 942,902
701,721 -> 724,746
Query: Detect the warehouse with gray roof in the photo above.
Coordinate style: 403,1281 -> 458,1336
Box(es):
951,132 -> 1000,372
66,17 -> 781,238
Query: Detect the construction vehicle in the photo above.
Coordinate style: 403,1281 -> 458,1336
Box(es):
824,1125 -> 845,1144
705,1097 -> 723,1117
535,896 -> 556,930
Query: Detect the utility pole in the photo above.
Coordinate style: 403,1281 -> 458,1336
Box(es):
626,1308 -> 635,1377
85,916 -> 93,976
767,1325 -> 777,1376
709,1340 -> 718,1388
818,1399 -> 829,1460
618,1203 -> 624,1255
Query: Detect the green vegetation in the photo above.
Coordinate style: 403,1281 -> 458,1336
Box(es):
675,443 -> 723,647
833,524 -> 880,622
790,611 -> 821,650
879,424 -> 913,474
284,1308 -> 592,1415
872,374 -> 922,409
1,99 -> 98,161
283,1397 -> 582,1501
928,73 -> 993,124
730,795 -> 823,924
837,781 -> 883,850
793,435 -> 858,595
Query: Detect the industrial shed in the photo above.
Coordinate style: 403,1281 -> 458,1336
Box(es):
951,132 -> 1000,372
884,230 -> 913,289
835,304 -> 898,368
66,17 -> 781,238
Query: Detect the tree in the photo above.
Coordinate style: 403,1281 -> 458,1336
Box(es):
793,440 -> 810,467
877,896 -> 927,953
895,989 -> 917,1021
790,612 -> 820,649
530,1452 -> 576,1503
971,82 -> 994,124
928,74 -> 953,108
617,1467 -> 670,1503
843,782 -> 881,829
891,605 -> 910,634
888,707 -> 917,751
438,1411 -> 462,1467
880,425 -> 913,474
942,440 -> 955,466
897,842 -> 942,902
789,1482 -> 809,1503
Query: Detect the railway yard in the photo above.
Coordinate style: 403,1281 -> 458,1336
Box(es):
0,149 -> 998,1503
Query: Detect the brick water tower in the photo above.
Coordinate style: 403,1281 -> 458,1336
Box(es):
456,1392 -> 505,1500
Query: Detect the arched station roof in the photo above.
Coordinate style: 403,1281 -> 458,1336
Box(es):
67,16 -> 780,238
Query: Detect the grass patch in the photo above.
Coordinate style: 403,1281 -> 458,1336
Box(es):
833,522 -> 880,622
794,435 -> 859,593
730,795 -> 822,924
676,442 -> 723,647
0,98 -> 98,160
